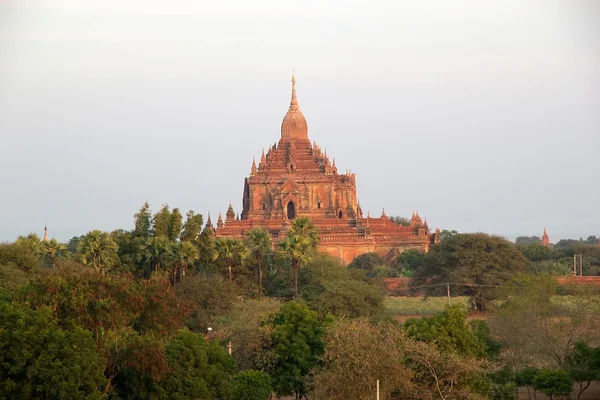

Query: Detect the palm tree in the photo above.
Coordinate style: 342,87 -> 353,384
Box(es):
16,233 -> 43,255
214,237 -> 248,282
170,241 -> 199,285
290,217 -> 319,250
141,236 -> 173,273
279,232 -> 312,298
77,230 -> 119,276
245,228 -> 272,297
41,239 -> 67,268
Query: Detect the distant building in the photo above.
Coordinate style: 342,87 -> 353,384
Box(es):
541,228 -> 550,247
211,75 -> 439,264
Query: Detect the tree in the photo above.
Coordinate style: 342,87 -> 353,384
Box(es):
347,252 -> 387,275
213,298 -> 282,371
518,243 -> 554,262
0,302 -> 106,399
141,235 -> 173,273
180,210 -> 204,242
245,228 -> 272,297
393,249 -> 425,277
314,318 -> 414,400
390,216 -> 411,226
176,274 -> 239,332
279,233 -> 312,298
168,207 -> 183,241
404,305 -> 487,358
439,229 -> 458,242
515,367 -> 539,400
403,339 -> 490,400
533,369 -> 573,400
515,236 -> 542,246
565,342 -> 600,399
229,370 -> 273,400
270,301 -> 327,399
489,274 -> 600,371
154,331 -> 235,400
152,204 -> 183,240
169,241 -> 199,285
214,237 -> 248,282
411,233 -> 528,312
77,230 -> 119,276
289,217 -> 319,250
134,201 -> 152,238
40,238 -> 67,268
299,254 -> 385,318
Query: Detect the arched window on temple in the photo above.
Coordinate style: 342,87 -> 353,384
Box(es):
338,210 -> 343,219
287,201 -> 296,220
317,201 -> 321,209
262,203 -> 266,210
289,164 -> 294,172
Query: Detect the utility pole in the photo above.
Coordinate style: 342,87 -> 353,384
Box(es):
573,255 -> 583,276
376,379 -> 380,400
446,283 -> 451,305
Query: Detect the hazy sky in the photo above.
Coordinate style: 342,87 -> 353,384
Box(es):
0,0 -> 598,242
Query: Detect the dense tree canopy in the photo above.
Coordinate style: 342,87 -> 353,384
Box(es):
412,233 -> 528,311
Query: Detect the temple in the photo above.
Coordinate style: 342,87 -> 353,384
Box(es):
211,75 -> 440,263
541,228 -> 550,247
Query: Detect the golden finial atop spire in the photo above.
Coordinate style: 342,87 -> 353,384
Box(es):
290,71 -> 298,106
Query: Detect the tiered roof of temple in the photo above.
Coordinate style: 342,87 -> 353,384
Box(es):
211,74 -> 439,263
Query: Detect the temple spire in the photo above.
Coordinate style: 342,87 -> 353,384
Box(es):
251,157 -> 257,174
43,223 -> 49,242
290,72 -> 298,107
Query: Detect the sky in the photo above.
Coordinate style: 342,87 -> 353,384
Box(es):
0,0 -> 598,243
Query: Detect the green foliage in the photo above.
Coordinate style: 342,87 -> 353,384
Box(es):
515,236 -> 542,246
180,210 -> 203,242
176,274 -> 239,332
515,366 -> 539,387
404,305 -> 487,358
533,369 -> 573,399
152,204 -> 183,240
299,254 -> 385,318
214,237 -> 248,283
469,319 -> 502,359
213,298 -> 282,371
518,243 -> 554,261
490,273 -> 600,371
134,201 -> 152,238
115,330 -> 235,400
270,301 -> 327,399
347,252 -> 386,274
564,341 -> 600,398
40,238 -> 68,267
384,296 -> 471,315
77,229 -> 119,275
0,302 -> 107,399
1,238 -> 42,271
157,330 -> 235,400
21,270 -> 190,340
245,228 -> 272,297
389,216 -> 411,226
279,232 -> 313,297
412,233 -> 528,311
315,318 -> 414,400
229,370 -> 273,400
439,229 -> 458,241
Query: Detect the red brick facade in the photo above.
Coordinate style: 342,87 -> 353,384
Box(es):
210,75 -> 439,264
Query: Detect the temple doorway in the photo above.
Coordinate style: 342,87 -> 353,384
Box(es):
287,201 -> 296,220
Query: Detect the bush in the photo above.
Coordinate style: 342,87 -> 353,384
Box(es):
533,369 -> 573,399
229,370 -> 272,400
